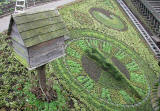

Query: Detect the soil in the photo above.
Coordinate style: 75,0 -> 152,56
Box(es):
81,54 -> 130,81
81,55 -> 102,82
31,85 -> 57,102
0,107 -> 11,111
111,56 -> 130,80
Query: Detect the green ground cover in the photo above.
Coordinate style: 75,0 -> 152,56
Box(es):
0,33 -> 87,110
89,7 -> 127,31
56,0 -> 160,110
1,0 -> 160,110
60,0 -> 160,76
57,31 -> 152,110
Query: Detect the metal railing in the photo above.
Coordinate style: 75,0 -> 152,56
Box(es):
117,0 -> 160,60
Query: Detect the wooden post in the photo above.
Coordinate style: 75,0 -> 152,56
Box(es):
37,65 -> 47,91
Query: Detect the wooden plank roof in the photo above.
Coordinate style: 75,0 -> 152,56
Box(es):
8,9 -> 68,47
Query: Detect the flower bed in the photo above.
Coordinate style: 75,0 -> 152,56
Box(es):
1,0 -> 160,110
89,7 -> 128,31
56,0 -> 160,110
51,30 -> 153,110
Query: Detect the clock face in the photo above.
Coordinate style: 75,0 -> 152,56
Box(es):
63,31 -> 150,106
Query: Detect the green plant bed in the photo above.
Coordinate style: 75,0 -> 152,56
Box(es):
60,0 -> 160,79
89,7 -> 128,31
85,47 -> 142,99
1,0 -> 160,110
49,30 -> 156,110
23,82 -> 66,111
55,29 -> 153,109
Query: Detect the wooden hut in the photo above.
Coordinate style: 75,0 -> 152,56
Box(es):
8,9 -> 69,70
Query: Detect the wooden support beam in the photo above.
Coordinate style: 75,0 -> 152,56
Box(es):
37,65 -> 47,91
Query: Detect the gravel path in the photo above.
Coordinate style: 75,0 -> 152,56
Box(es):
0,0 -> 76,32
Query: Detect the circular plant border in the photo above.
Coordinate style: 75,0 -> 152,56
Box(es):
64,37 -> 151,107
89,7 -> 128,31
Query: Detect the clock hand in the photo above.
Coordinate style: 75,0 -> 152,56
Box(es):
86,47 -> 142,99
86,47 -> 122,80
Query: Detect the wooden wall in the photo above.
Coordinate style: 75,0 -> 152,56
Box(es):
11,22 -> 25,46
29,36 -> 65,68
10,21 -> 66,69
10,22 -> 29,67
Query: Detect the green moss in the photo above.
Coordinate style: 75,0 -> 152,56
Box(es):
24,28 -> 67,47
14,52 -> 29,68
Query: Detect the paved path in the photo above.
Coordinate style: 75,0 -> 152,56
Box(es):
0,0 -> 76,32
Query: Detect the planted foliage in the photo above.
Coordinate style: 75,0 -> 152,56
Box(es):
89,8 -> 128,31
1,0 -> 160,110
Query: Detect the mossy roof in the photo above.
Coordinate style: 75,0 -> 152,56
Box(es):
8,9 -> 68,47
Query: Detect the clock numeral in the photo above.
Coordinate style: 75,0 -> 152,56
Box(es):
87,40 -> 92,47
115,50 -> 126,60
130,73 -> 146,84
101,88 -> 111,102
78,40 -> 88,51
126,60 -> 139,71
103,42 -> 112,54
67,47 -> 81,59
67,60 -> 82,74
77,76 -> 88,83
84,79 -> 94,90
87,39 -> 99,47
92,40 -> 99,47
77,76 -> 94,91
